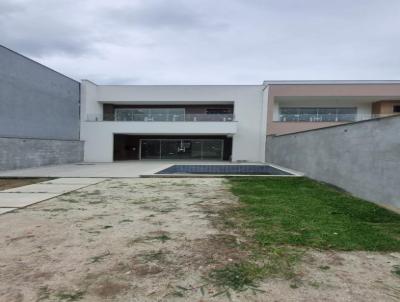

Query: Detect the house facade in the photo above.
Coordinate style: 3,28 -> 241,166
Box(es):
80,80 -> 400,163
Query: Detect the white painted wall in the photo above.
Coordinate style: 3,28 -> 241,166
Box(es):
80,82 -> 266,162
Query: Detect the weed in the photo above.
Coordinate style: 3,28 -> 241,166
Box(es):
153,234 -> 171,243
62,199 -> 79,204
319,265 -> 330,270
37,286 -> 50,301
140,250 -> 166,262
119,219 -> 133,223
391,265 -> 400,277
308,280 -> 321,288
89,251 -> 111,263
43,208 -> 69,212
55,290 -> 85,301
208,261 -> 264,291
88,199 -> 104,204
102,225 -> 113,229
85,190 -> 101,196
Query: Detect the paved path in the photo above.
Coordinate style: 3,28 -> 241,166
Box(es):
0,161 -> 260,178
0,178 -> 106,214
0,162 -> 176,178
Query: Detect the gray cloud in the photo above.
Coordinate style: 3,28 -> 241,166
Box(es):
0,0 -> 399,83
106,0 -> 204,29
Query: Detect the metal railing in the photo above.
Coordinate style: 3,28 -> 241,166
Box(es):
275,113 -> 398,122
86,113 -> 235,122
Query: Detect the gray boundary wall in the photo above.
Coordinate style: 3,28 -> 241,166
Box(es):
0,45 -> 83,170
0,138 -> 83,171
266,115 -> 400,209
0,46 -> 80,140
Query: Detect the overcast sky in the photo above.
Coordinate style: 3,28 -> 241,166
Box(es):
1,0 -> 399,84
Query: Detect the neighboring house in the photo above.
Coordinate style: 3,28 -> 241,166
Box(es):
81,80 -> 400,163
0,45 -> 83,170
265,81 -> 400,135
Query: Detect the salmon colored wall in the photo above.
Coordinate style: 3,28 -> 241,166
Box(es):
372,101 -> 400,114
266,84 -> 400,135
269,122 -> 346,136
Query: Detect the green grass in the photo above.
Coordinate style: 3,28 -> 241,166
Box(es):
209,262 -> 264,291
229,177 -> 400,251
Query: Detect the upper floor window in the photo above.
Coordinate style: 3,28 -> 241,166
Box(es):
115,108 -> 185,121
279,107 -> 357,122
206,108 -> 233,114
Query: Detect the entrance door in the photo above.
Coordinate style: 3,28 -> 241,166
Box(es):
140,140 -> 161,159
161,140 -> 194,160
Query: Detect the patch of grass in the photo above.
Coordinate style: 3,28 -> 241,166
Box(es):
55,290 -> 85,301
228,177 -> 400,251
140,250 -> 166,262
392,265 -> 400,277
43,208 -> 70,212
153,234 -> 170,243
209,262 -> 264,291
128,233 -> 171,246
319,265 -> 330,270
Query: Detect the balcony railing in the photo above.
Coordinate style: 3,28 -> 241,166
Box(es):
86,113 -> 235,122
275,113 -> 397,122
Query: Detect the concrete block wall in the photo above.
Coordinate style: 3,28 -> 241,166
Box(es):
0,45 -> 82,170
266,115 -> 400,209
0,138 -> 83,171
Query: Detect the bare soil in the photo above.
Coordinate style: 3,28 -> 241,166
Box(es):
0,178 -> 399,302
0,178 -> 52,191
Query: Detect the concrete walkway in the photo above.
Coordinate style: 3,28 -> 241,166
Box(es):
0,178 -> 106,214
0,161 -> 243,178
0,162 -> 175,178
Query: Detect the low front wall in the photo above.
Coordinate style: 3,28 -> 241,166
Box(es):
266,116 -> 400,209
0,137 -> 84,171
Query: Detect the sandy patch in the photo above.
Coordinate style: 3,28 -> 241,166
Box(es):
0,178 -> 51,191
0,178 -> 399,301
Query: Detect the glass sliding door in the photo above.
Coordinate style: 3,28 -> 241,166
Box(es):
161,140 -> 196,160
140,140 -> 161,159
202,140 -> 224,160
140,139 -> 224,160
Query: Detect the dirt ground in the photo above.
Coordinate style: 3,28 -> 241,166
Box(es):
0,178 -> 51,191
0,178 -> 399,302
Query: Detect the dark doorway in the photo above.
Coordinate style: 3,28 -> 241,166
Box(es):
113,135 -> 140,160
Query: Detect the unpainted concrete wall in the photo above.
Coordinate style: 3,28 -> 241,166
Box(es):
0,46 -> 83,170
266,116 -> 400,209
0,138 -> 83,171
0,45 -> 80,140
